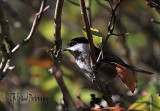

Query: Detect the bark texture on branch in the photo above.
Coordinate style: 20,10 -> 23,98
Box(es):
79,0 -> 115,107
0,0 -> 48,79
52,0 -> 78,110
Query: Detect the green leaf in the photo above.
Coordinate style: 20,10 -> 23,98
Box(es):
82,28 -> 102,48
129,94 -> 150,111
129,94 -> 160,111
151,94 -> 160,111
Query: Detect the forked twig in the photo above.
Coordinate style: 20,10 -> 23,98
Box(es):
0,0 -> 48,79
11,1 -> 48,54
97,0 -> 128,62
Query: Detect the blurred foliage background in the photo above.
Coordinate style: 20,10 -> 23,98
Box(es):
0,0 -> 160,111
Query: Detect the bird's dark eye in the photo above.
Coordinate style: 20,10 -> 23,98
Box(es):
69,41 -> 77,47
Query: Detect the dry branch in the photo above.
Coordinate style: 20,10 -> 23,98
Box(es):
52,0 -> 78,110
79,0 -> 115,107
0,1 -> 52,47
11,0 -> 48,54
0,0 -> 48,79
0,7 -> 14,78
0,8 -> 9,77
97,0 -> 127,62
51,66 -> 77,111
79,0 -> 96,63
86,0 -> 92,27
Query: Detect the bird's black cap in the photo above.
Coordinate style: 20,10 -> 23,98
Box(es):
70,37 -> 88,43
67,37 -> 88,47
63,37 -> 88,51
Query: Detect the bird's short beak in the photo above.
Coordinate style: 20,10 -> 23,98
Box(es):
62,48 -> 68,51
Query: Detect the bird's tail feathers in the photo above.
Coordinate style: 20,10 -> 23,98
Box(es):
126,66 -> 153,75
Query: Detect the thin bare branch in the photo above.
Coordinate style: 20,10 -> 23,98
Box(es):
11,0 -> 48,54
146,0 -> 160,14
112,32 -> 129,36
97,0 -> 125,62
0,7 -> 13,78
79,0 -> 115,107
0,55 -> 9,79
0,0 -> 48,79
86,0 -> 92,27
146,0 -> 160,9
0,1 -> 52,47
51,66 -> 77,111
52,0 -> 78,110
0,8 -> 14,52
54,0 -> 63,58
79,0 -> 96,63
151,18 -> 160,24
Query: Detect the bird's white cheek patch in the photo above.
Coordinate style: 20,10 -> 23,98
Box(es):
67,44 -> 89,53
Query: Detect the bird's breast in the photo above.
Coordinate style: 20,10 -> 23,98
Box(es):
76,58 -> 93,81
75,57 -> 117,84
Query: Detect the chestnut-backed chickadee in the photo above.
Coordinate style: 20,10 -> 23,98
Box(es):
63,37 -> 153,91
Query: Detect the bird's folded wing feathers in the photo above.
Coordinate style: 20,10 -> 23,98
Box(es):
101,55 -> 153,75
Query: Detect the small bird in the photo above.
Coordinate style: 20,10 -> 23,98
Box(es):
63,37 -> 153,93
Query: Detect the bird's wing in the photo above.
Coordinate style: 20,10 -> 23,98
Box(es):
101,55 -> 153,75
99,58 -> 137,93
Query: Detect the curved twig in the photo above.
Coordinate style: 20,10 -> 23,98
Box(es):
11,0 -> 48,54
0,0 -> 48,79
79,0 -> 115,107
